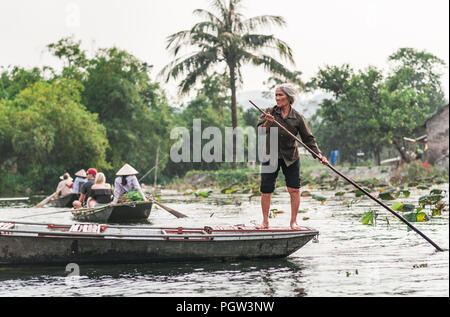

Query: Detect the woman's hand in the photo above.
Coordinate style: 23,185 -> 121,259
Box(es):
317,154 -> 329,166
264,113 -> 275,128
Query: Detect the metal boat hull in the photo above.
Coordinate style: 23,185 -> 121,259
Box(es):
0,222 -> 318,265
0,234 -> 315,265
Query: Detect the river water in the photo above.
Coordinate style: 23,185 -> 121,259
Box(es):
0,184 -> 448,297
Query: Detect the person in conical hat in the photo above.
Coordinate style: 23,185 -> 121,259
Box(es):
112,164 -> 147,204
116,164 -> 139,176
75,169 -> 87,178
72,169 -> 87,194
54,173 -> 73,199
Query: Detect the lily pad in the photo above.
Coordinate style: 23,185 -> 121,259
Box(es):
419,194 -> 444,206
379,189 -> 396,200
416,212 -> 429,222
361,210 -> 377,226
391,202 -> 404,211
430,189 -> 445,195
403,212 -> 417,223
400,190 -> 411,198
195,190 -> 213,198
312,195 -> 327,204
403,204 -> 416,212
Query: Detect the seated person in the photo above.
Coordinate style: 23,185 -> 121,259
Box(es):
72,169 -> 87,194
87,172 -> 112,208
112,164 -> 147,204
54,173 -> 73,199
73,168 -> 97,209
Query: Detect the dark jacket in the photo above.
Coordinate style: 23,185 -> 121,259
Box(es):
257,106 -> 321,166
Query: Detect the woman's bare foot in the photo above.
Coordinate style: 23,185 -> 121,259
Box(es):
290,222 -> 301,230
255,223 -> 269,230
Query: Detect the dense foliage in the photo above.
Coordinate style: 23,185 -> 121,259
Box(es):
0,33 -> 447,194
309,48 -> 447,164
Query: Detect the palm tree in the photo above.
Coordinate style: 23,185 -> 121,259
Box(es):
162,0 -> 297,135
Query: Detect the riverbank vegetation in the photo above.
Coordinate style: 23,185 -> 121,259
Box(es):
0,2 -> 448,195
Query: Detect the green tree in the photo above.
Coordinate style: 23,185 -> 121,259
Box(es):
46,38 -> 174,177
0,79 -> 109,193
46,36 -> 89,81
163,73 -> 234,178
388,47 -> 447,114
312,61 -> 431,164
162,0 -> 296,153
0,66 -> 43,100
82,47 -> 172,174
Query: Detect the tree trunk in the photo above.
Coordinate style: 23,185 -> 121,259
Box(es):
229,64 -> 238,158
393,140 -> 410,163
153,141 -> 160,188
374,148 -> 381,166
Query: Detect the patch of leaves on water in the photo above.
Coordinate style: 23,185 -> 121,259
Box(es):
195,190 -> 213,198
343,199 -> 360,208
377,188 -> 411,200
360,187 -> 447,229
312,194 -> 327,204
391,202 -> 416,212
361,210 -> 377,226
403,211 -> 429,224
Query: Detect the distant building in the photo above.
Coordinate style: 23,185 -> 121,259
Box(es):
426,104 -> 449,171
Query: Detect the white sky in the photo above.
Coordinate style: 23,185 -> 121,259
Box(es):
0,0 -> 448,102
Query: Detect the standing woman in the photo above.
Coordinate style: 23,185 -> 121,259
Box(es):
257,84 -> 329,230
112,164 -> 148,204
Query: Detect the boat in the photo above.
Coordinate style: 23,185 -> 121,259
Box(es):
0,221 -> 319,265
48,193 -> 79,208
71,201 -> 152,223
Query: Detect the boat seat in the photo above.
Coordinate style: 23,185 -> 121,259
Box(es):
204,225 -> 247,233
0,222 -> 15,235
69,223 -> 108,234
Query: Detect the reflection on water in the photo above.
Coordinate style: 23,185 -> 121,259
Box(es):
0,259 -> 308,297
0,184 -> 448,297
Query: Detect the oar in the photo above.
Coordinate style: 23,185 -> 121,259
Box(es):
146,196 -> 188,218
250,100 -> 444,252
35,192 -> 57,208
18,209 -> 71,219
139,166 -> 156,183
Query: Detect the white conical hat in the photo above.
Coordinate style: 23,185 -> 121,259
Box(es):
75,169 -> 87,177
116,164 -> 139,176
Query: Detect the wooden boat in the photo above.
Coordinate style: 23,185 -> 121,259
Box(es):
71,201 -> 152,223
48,193 -> 79,208
0,221 -> 319,265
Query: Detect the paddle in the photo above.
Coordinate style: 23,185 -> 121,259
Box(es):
35,192 -> 57,208
18,209 -> 70,219
146,196 -> 188,218
250,100 -> 444,252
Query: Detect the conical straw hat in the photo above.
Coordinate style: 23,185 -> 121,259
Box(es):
116,164 -> 139,176
75,169 -> 87,177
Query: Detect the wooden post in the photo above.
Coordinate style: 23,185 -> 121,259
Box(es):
154,141 -> 160,189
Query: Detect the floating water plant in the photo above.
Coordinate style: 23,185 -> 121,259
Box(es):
361,210 -> 377,226
344,199 -> 360,208
195,190 -> 213,198
312,195 -> 327,204
391,202 -> 415,212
